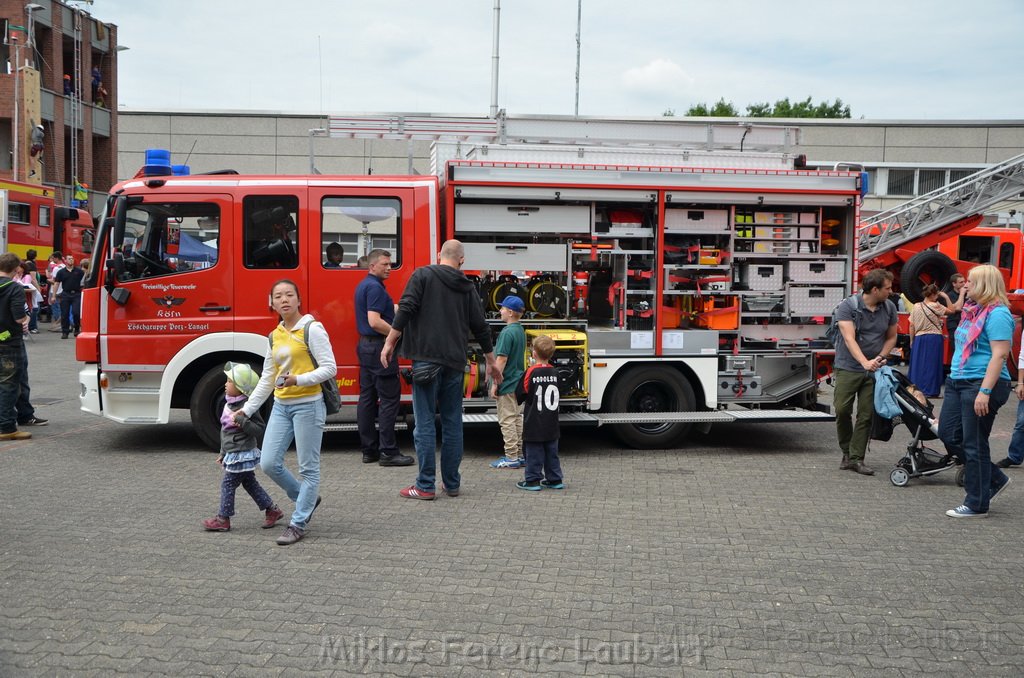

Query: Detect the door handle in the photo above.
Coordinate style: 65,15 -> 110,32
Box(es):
199,305 -> 231,312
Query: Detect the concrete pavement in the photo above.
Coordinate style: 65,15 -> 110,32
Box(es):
1,327 -> 1023,676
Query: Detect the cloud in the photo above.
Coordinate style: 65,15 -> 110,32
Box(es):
621,59 -> 695,98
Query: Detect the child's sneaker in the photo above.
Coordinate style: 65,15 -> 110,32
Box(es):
517,481 -> 541,492
263,505 -> 285,529
203,515 -> 231,531
540,480 -> 565,490
491,456 -> 524,469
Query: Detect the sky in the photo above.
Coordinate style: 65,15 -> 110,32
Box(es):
96,0 -> 1024,120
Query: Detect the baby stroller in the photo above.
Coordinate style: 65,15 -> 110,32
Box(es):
879,370 -> 963,487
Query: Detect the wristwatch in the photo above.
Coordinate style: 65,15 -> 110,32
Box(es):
979,387 -> 993,395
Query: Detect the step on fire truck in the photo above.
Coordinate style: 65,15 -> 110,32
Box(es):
77,117 -> 865,450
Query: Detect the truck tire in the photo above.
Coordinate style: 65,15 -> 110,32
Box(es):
189,362 -> 266,451
607,366 -> 696,448
190,366 -> 228,451
900,251 -> 957,303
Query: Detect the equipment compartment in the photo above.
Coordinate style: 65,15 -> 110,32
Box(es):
786,285 -> 845,316
455,203 -> 591,234
789,260 -> 847,283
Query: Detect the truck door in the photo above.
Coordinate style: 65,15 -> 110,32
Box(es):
101,194 -> 232,369
307,187 -> 414,404
232,193 -> 305,336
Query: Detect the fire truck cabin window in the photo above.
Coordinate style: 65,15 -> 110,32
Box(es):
244,196 -> 300,269
320,197 -> 401,268
121,202 -> 220,279
7,202 -> 30,224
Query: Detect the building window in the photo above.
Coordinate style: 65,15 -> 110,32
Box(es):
918,170 -> 945,195
949,169 -> 974,184
888,170 -> 915,196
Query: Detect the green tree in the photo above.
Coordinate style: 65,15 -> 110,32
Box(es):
686,97 -> 852,118
685,98 -> 739,116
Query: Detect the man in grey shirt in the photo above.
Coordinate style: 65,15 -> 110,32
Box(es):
834,269 -> 898,475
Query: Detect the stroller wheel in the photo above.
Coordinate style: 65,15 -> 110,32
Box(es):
890,467 -> 911,487
955,467 -> 965,487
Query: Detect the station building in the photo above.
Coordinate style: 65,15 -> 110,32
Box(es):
0,0 -> 120,204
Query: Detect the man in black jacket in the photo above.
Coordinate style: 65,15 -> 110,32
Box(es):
0,253 -> 32,440
381,240 -> 502,500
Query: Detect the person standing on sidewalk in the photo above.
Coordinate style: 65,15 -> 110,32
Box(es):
55,256 -> 84,339
997,329 -> 1024,469
239,280 -> 336,546
489,295 -> 527,469
355,248 -> 412,467
0,254 -> 35,440
940,265 -> 1014,518
833,269 -> 898,476
381,240 -> 502,500
46,252 -> 65,332
515,335 -> 565,492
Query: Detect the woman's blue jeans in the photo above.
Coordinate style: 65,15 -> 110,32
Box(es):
260,399 -> 325,529
938,377 -> 1010,513
410,362 -> 465,493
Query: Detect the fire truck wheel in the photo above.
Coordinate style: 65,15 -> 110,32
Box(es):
607,366 -> 695,449
900,251 -> 957,303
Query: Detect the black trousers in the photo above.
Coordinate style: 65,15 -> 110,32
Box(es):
356,338 -> 402,457
60,293 -> 81,336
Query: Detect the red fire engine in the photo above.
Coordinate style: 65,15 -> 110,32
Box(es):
77,120 -> 866,450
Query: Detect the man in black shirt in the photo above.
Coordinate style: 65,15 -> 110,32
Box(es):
55,257 -> 85,339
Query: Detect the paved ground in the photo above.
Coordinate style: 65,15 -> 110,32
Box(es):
2,327 -> 1023,677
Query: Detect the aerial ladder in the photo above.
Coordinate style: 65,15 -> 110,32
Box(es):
857,152 -> 1024,300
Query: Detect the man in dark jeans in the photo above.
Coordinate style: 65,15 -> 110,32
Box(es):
834,269 -> 899,476
381,240 -> 503,500
55,256 -> 84,339
0,253 -> 33,440
354,248 -> 412,467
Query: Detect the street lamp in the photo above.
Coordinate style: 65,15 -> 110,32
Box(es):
25,4 -> 43,67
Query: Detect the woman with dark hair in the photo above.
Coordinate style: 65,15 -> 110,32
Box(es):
908,283 -> 947,397
939,265 -> 1014,518
238,279 -> 336,545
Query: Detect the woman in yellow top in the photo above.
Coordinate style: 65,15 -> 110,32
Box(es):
240,280 -> 337,546
908,283 -> 948,397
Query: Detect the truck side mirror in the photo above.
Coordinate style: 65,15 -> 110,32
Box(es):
104,252 -> 130,304
110,287 -> 131,305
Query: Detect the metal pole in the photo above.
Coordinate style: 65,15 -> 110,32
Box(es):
489,0 -> 500,118
574,0 -> 582,117
13,37 -> 21,182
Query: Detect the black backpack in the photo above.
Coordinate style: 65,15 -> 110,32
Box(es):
825,295 -> 861,349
